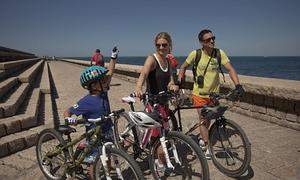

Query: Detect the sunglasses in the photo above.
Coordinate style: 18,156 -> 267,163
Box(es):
202,36 -> 216,43
156,43 -> 169,48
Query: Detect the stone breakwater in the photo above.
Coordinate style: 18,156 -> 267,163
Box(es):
62,59 -> 300,131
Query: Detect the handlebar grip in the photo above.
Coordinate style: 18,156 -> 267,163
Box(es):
113,108 -> 125,116
76,118 -> 87,124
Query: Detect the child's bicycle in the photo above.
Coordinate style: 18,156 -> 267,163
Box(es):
114,92 -> 210,180
169,90 -> 252,178
36,109 -> 144,180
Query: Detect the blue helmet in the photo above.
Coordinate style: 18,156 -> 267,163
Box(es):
80,66 -> 108,89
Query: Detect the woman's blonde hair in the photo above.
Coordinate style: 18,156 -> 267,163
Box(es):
154,32 -> 172,52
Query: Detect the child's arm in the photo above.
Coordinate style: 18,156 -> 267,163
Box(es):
107,46 -> 119,83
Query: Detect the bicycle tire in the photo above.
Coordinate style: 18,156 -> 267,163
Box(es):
209,119 -> 251,177
149,131 -> 209,180
36,128 -> 69,180
93,147 -> 145,180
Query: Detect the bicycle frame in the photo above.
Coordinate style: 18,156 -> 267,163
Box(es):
123,98 -> 181,169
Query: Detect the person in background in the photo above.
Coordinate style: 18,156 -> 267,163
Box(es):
178,29 -> 245,159
91,49 -> 104,66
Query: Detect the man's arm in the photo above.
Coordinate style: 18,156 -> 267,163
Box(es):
178,61 -> 190,82
223,62 -> 240,85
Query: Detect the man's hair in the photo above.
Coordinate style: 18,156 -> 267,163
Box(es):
96,49 -> 100,53
198,29 -> 212,42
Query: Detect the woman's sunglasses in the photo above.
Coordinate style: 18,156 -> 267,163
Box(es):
156,43 -> 169,48
202,36 -> 216,43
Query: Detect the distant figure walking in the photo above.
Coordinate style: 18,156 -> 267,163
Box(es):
91,49 -> 104,66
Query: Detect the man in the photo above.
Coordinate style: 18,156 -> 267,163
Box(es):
178,29 -> 244,159
91,49 -> 104,66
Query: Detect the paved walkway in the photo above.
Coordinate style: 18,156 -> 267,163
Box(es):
0,61 -> 299,179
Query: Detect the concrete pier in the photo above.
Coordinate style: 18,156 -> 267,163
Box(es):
0,59 -> 299,179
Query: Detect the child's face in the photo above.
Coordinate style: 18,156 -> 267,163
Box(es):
91,76 -> 110,93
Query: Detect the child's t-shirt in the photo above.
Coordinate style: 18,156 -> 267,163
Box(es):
69,92 -> 112,133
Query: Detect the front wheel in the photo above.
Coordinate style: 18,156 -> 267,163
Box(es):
209,118 -> 251,177
36,128 -> 69,180
149,131 -> 209,180
93,147 -> 145,180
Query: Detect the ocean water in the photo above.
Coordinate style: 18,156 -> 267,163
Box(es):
68,56 -> 300,81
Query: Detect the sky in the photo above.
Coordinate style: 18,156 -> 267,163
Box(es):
0,0 -> 299,57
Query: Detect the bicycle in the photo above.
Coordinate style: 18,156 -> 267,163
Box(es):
114,92 -> 210,180
168,89 -> 252,178
36,109 -> 144,180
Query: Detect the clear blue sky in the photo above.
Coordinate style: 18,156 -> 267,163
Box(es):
1,0 -> 299,57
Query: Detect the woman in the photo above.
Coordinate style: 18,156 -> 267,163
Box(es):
135,32 -> 178,96
135,32 -> 178,172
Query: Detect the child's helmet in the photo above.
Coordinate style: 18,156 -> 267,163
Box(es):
80,66 -> 108,89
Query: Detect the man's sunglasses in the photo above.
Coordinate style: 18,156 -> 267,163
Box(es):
156,43 -> 168,48
202,36 -> 216,43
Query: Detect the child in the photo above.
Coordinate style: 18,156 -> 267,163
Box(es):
63,47 -> 118,179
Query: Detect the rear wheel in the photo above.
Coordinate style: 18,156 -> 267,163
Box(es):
93,147 -> 145,180
36,128 -> 69,180
209,119 -> 251,177
149,131 -> 209,180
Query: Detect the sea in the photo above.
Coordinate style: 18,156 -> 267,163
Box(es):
67,56 -> 300,81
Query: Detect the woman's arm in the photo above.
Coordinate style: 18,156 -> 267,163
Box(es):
135,55 -> 156,97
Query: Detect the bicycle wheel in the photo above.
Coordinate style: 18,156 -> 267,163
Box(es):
149,131 -> 209,180
93,147 -> 145,180
209,119 -> 251,177
113,113 -> 142,158
36,128 -> 69,180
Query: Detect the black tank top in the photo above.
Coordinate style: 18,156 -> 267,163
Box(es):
147,54 -> 171,95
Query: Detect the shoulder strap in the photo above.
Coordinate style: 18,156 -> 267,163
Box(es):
215,48 -> 225,82
192,49 -> 202,81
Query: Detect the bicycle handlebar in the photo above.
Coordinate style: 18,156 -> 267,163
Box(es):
65,108 -> 125,125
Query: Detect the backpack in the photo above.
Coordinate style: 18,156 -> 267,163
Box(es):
192,48 -> 225,82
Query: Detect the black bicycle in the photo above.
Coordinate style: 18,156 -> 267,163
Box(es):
36,109 -> 144,180
168,90 -> 251,177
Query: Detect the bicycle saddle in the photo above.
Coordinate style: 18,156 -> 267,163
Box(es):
57,125 -> 76,135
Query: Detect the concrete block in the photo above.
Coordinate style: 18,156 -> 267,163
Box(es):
237,101 -> 251,110
265,96 -> 274,108
0,123 -> 6,137
4,118 -> 21,135
266,107 -> 276,117
18,60 -> 43,83
20,116 -> 37,129
251,104 -> 267,114
295,101 -> 300,114
0,143 -> 9,158
40,62 -> 51,94
252,111 -> 270,122
274,98 -> 289,112
269,116 -> 287,127
24,133 -> 38,147
286,113 -> 298,123
8,138 -> 26,154
253,94 -> 265,106
274,110 -> 286,119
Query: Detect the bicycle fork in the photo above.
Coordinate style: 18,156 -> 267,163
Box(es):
159,136 -> 181,170
100,142 -> 123,180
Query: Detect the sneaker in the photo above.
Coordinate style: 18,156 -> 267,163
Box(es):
154,159 -> 172,177
205,149 -> 211,160
199,139 -> 206,151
